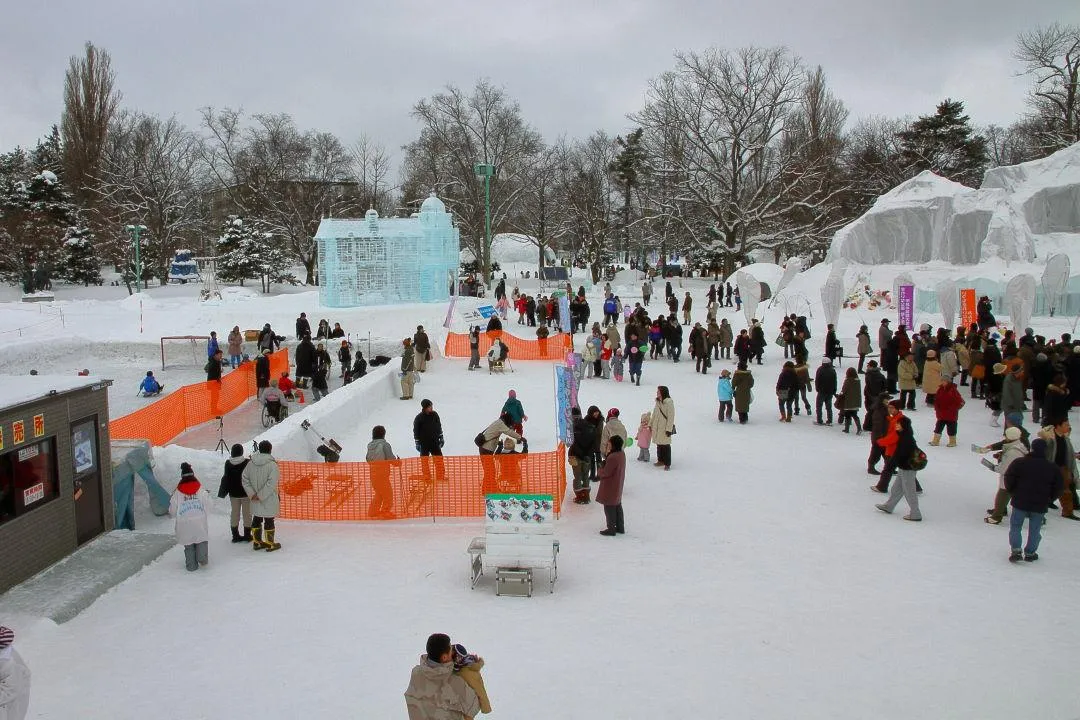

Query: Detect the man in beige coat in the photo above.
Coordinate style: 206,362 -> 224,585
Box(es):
405,633 -> 481,720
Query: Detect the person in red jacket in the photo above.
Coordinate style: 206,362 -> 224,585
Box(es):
930,374 -> 965,447
895,325 -> 912,359
872,400 -> 923,494
277,372 -> 295,400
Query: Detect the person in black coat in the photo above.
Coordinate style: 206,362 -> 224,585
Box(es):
486,315 -> 503,332
882,338 -> 900,393
413,399 -> 446,481
863,361 -> 886,412
1029,352 -> 1054,424
570,407 -> 595,504
750,322 -> 767,364
776,361 -> 799,422
1004,438 -> 1064,561
814,357 -> 838,425
874,415 -> 922,520
352,351 -> 368,379
294,336 -> 315,388
824,324 -> 840,361
585,405 -> 605,482
295,313 -> 311,341
866,392 -> 890,474
217,443 -> 251,542
311,344 -> 332,402
734,330 -> 753,365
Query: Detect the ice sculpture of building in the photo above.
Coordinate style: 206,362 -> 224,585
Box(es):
316,194 -> 460,307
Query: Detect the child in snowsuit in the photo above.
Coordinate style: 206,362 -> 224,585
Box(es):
452,643 -> 492,715
611,348 -> 625,382
139,371 -> 163,396
636,412 -> 653,462
169,463 -> 211,571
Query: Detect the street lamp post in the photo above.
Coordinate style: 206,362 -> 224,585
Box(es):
125,224 -> 147,292
473,162 -> 494,287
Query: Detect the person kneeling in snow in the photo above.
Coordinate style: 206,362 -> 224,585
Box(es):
139,370 -> 164,396
169,463 -> 211,571
0,625 -> 31,720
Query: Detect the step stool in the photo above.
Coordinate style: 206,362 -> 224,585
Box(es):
495,567 -> 533,597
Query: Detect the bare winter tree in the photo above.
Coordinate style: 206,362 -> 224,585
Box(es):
842,115 -> 910,214
1014,23 -> 1080,154
983,121 -> 1045,167
61,42 -> 121,207
97,112 -> 207,289
201,109 -> 361,284
350,134 -> 394,215
507,142 -> 571,273
401,79 -> 544,285
632,47 -> 846,273
556,132 -> 617,283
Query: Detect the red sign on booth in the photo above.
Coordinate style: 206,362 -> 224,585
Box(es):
12,420 -> 24,445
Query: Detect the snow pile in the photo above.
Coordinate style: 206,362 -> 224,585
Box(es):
461,233 -> 555,267
829,142 -> 1080,266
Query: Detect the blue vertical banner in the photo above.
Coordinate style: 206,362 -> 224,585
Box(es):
558,293 -> 571,333
554,365 -> 576,445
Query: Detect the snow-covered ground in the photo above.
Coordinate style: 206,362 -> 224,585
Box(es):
2,274 -> 1080,719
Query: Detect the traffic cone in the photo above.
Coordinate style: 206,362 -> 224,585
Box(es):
297,389 -> 305,404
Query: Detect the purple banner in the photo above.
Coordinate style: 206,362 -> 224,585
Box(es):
898,284 -> 914,328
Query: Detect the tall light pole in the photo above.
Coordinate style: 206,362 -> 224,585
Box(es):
473,162 -> 494,287
125,224 -> 147,292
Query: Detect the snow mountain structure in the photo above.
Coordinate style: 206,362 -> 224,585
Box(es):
825,142 -> 1080,317
316,193 -> 459,307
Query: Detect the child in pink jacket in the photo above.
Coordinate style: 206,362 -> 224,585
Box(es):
636,412 -> 652,462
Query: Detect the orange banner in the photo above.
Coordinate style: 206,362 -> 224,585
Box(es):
110,348 -> 289,446
444,330 -> 571,361
960,288 -> 977,330
278,445 -> 567,521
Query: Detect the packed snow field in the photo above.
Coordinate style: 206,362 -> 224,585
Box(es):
2,273 -> 1080,719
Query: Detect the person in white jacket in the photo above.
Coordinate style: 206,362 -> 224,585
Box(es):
649,385 -> 676,470
0,626 -> 32,720
242,440 -> 282,551
985,427 -> 1028,525
169,463 -> 211,571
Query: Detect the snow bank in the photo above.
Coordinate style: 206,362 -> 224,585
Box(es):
461,233 -> 556,267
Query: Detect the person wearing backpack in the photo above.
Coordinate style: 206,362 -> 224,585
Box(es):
874,415 -> 923,521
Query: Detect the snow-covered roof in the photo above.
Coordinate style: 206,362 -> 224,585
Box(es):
0,376 -> 112,412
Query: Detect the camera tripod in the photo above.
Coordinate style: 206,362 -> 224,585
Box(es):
215,416 -> 228,454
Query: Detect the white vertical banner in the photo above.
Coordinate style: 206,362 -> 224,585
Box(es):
935,280 -> 958,330
772,257 -> 803,297
737,271 -> 761,326
1006,274 -> 1037,333
1041,253 -> 1070,317
820,276 -> 845,328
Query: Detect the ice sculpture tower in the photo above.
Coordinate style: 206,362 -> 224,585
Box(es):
316,193 -> 460,307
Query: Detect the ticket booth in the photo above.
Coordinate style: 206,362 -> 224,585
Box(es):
0,377 -> 113,594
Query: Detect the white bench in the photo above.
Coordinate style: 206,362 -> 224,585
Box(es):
468,494 -> 559,596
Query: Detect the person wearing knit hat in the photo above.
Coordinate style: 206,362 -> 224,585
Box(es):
169,463 -> 212,571
984,426 -> 1026,524
0,624 -> 31,720
450,643 -> 492,714
600,408 -> 628,457
500,390 -> 527,436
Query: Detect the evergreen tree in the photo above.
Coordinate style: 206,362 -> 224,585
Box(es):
898,99 -> 988,187
610,128 -> 646,264
215,215 -> 259,285
61,226 -> 101,285
251,228 -> 297,293
0,134 -> 80,291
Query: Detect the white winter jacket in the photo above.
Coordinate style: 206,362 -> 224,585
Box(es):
242,452 -> 280,517
169,480 -> 211,546
997,439 -> 1027,490
648,398 -> 676,446
0,646 -> 31,720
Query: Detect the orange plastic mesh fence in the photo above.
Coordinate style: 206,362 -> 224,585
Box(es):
443,330 -> 572,361
279,445 -> 567,521
110,349 -> 289,446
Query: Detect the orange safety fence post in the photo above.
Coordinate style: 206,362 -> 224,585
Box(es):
111,348 -> 290,446
279,444 -> 567,521
443,330 -> 571,361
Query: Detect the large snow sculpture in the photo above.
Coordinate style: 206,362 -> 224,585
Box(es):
935,280 -> 957,330
982,145 -> 1080,234
316,194 -> 460,307
1041,253 -> 1070,316
736,271 -> 761,326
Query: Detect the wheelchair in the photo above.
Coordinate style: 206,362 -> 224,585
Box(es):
261,398 -> 289,427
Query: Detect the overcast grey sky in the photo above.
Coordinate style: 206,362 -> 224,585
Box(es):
2,0 -> 1078,183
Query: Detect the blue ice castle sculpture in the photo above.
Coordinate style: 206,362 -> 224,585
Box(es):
315,193 -> 460,307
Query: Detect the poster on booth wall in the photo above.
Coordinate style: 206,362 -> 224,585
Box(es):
73,423 -> 96,475
898,285 -> 915,328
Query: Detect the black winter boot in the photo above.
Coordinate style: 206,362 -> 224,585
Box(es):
231,526 -> 244,543
242,526 -> 252,542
